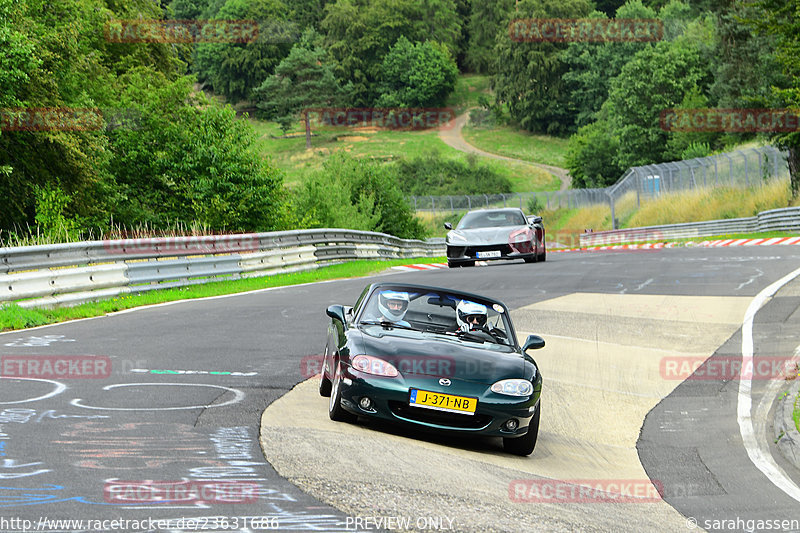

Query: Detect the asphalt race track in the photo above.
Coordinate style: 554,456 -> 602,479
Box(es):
1,245 -> 800,532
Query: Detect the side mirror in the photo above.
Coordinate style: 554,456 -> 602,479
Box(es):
326,304 -> 346,324
522,334 -> 545,352
444,222 -> 453,230
527,216 -> 542,225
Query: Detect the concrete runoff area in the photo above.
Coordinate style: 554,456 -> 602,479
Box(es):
260,293 -> 752,532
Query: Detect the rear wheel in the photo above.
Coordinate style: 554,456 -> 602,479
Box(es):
503,401 -> 540,456
462,260 -> 475,267
328,360 -> 357,422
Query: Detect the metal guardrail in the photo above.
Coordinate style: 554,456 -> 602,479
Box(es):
409,146 -> 790,229
0,229 -> 445,308
579,206 -> 800,246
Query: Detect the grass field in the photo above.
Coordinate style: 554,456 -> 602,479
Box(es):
445,74 -> 492,113
461,124 -> 570,168
0,257 -> 446,332
251,117 -> 559,191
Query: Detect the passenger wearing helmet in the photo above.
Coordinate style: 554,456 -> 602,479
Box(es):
377,290 -> 411,327
456,300 -> 488,333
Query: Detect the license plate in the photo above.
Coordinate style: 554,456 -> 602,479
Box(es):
476,250 -> 501,259
409,389 -> 477,415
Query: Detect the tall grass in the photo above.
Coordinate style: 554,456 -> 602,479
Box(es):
626,180 -> 792,228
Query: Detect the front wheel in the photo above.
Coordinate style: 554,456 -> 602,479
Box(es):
503,401 -> 540,456
328,361 -> 357,422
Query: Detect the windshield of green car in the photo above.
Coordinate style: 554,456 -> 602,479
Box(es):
358,288 -> 514,346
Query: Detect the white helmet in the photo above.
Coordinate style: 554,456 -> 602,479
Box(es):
457,300 -> 488,330
378,290 -> 410,322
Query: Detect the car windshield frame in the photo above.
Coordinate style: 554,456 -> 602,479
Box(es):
456,209 -> 527,230
355,284 -> 517,348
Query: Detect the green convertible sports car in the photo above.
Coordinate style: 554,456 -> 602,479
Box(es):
319,282 -> 544,456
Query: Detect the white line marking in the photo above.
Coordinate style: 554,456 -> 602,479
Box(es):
738,264 -> 800,503
635,278 -> 654,291
70,383 -> 245,411
0,377 -> 67,405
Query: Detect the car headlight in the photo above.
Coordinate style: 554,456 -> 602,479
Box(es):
448,231 -> 467,242
351,355 -> 399,377
491,379 -> 533,397
509,228 -> 533,243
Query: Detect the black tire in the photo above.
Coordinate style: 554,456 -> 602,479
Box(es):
523,255 -> 537,263
503,401 -> 540,456
319,348 -> 332,396
319,368 -> 332,397
447,261 -> 458,268
328,360 -> 357,422
539,250 -> 546,262
462,260 -> 475,267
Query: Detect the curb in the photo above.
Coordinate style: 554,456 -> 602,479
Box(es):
774,379 -> 800,471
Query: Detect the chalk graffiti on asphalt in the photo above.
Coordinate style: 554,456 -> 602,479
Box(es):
3,335 -> 76,347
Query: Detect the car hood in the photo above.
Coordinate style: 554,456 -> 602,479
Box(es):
351,327 -> 524,383
448,226 -> 527,245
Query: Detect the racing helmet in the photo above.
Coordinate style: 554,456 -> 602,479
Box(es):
378,290 -> 410,322
457,300 -> 488,330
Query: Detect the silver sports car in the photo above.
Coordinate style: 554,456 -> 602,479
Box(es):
444,208 -> 546,268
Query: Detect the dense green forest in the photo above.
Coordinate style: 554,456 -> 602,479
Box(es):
1,0 -> 798,242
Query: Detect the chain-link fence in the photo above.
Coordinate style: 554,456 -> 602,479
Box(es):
408,145 -> 790,228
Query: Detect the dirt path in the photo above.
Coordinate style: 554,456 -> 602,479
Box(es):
439,111 -> 572,191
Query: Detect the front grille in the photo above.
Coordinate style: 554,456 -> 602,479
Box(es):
464,244 -> 513,258
389,401 -> 492,429
446,246 -> 466,258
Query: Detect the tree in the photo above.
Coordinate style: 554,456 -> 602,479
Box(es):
561,1 -> 657,129
746,0 -> 800,199
296,154 -> 427,239
464,0 -> 513,74
565,120 -> 625,188
255,30 -> 349,148
376,37 -> 458,108
193,0 -> 294,103
493,0 -> 594,135
603,16 -> 715,169
393,150 -> 513,195
108,69 -> 285,231
321,0 -> 462,105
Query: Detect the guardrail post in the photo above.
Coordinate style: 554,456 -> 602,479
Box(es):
502,194 -> 506,207
483,194 -> 489,208
430,195 -> 435,216
466,195 -> 471,209
449,196 -> 454,211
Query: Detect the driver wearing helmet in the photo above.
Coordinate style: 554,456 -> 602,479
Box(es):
377,290 -> 411,327
456,300 -> 488,333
